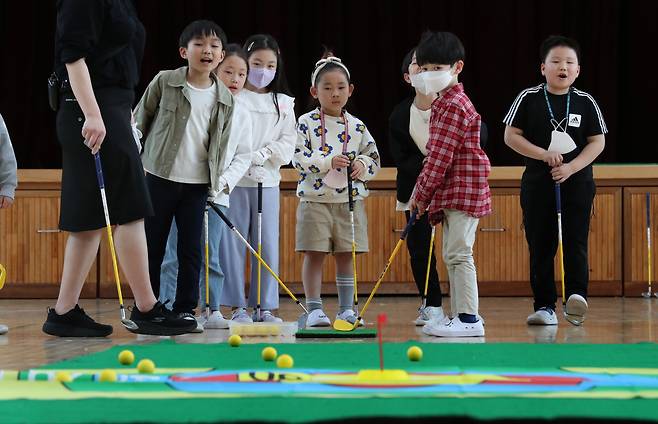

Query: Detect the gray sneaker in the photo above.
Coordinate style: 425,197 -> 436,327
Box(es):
527,307 -> 558,325
231,308 -> 253,324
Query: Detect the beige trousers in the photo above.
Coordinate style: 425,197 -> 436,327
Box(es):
441,209 -> 480,316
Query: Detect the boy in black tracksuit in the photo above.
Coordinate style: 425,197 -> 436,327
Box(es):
503,35 -> 607,326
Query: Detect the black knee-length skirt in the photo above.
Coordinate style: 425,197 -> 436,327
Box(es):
57,87 -> 153,232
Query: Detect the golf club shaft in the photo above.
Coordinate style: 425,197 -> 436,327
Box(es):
208,202 -> 308,314
555,183 -> 566,306
353,212 -> 417,328
647,193 -> 652,293
257,181 -> 262,320
93,153 -> 126,317
347,165 -> 358,312
204,207 -> 210,316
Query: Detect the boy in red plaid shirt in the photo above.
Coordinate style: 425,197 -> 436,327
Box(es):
410,32 -> 491,337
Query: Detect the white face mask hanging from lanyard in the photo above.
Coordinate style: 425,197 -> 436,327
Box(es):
544,84 -> 577,154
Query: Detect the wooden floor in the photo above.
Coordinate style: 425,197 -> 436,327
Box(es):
1,296 -> 658,370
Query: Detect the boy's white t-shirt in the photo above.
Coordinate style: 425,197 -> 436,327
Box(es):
396,103 -> 431,211
408,103 -> 431,156
168,81 -> 217,184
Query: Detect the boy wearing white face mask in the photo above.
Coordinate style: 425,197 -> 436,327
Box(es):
503,35 -> 606,327
409,31 -> 491,338
293,52 -> 380,327
389,48 -> 491,327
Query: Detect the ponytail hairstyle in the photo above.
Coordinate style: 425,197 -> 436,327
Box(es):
311,47 -> 351,87
243,34 -> 293,122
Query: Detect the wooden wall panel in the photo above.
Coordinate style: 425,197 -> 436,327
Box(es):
0,190 -> 96,298
587,188 -> 622,283
624,188 -> 658,296
474,189 -> 529,286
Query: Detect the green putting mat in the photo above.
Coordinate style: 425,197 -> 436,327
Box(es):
3,340 -> 658,423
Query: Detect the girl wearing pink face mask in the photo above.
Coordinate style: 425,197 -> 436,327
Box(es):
218,34 -> 296,324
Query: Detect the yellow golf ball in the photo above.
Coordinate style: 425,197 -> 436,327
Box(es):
228,334 -> 242,347
99,369 -> 117,382
262,346 -> 278,361
55,371 -> 73,383
137,359 -> 155,374
118,350 -> 135,366
276,354 -> 294,368
407,346 -> 423,362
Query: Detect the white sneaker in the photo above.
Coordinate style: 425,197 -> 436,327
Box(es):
565,294 -> 588,326
203,311 -> 229,329
336,309 -> 364,326
422,317 -> 484,337
231,308 -> 253,324
178,312 -> 204,333
0,324 -> 7,335
414,306 -> 445,326
527,307 -> 558,325
306,309 -> 331,327
260,310 -> 283,323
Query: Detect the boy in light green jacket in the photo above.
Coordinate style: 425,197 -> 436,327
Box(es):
134,20 -> 233,328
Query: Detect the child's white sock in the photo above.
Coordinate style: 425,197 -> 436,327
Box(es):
336,274 -> 354,313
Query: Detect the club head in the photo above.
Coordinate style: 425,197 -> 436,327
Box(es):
333,318 -> 356,332
642,292 -> 653,299
121,318 -> 139,331
296,313 -> 308,329
563,311 -> 584,326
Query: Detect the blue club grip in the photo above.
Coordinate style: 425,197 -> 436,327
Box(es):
257,182 -> 263,214
208,201 -> 234,230
93,153 -> 105,189
400,211 -> 418,240
347,165 -> 354,212
554,183 -> 562,213
647,193 -> 651,228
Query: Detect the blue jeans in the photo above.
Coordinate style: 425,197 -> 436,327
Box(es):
160,205 -> 228,311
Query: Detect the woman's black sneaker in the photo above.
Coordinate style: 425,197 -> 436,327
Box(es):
42,304 -> 113,337
128,301 -> 198,336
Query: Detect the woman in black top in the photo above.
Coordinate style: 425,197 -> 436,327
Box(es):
388,48 -> 487,326
42,0 -> 195,337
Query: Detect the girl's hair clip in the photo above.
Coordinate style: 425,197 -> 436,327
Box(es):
311,56 -> 350,86
247,42 -> 255,52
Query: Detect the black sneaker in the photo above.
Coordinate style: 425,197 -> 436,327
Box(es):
176,312 -> 204,333
128,301 -> 198,336
42,305 -> 113,337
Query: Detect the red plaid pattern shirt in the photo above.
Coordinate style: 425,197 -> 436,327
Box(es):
412,83 -> 492,224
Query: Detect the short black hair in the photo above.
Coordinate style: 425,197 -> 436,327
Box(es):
179,20 -> 227,49
540,35 -> 581,63
401,47 -> 415,77
415,31 -> 465,66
